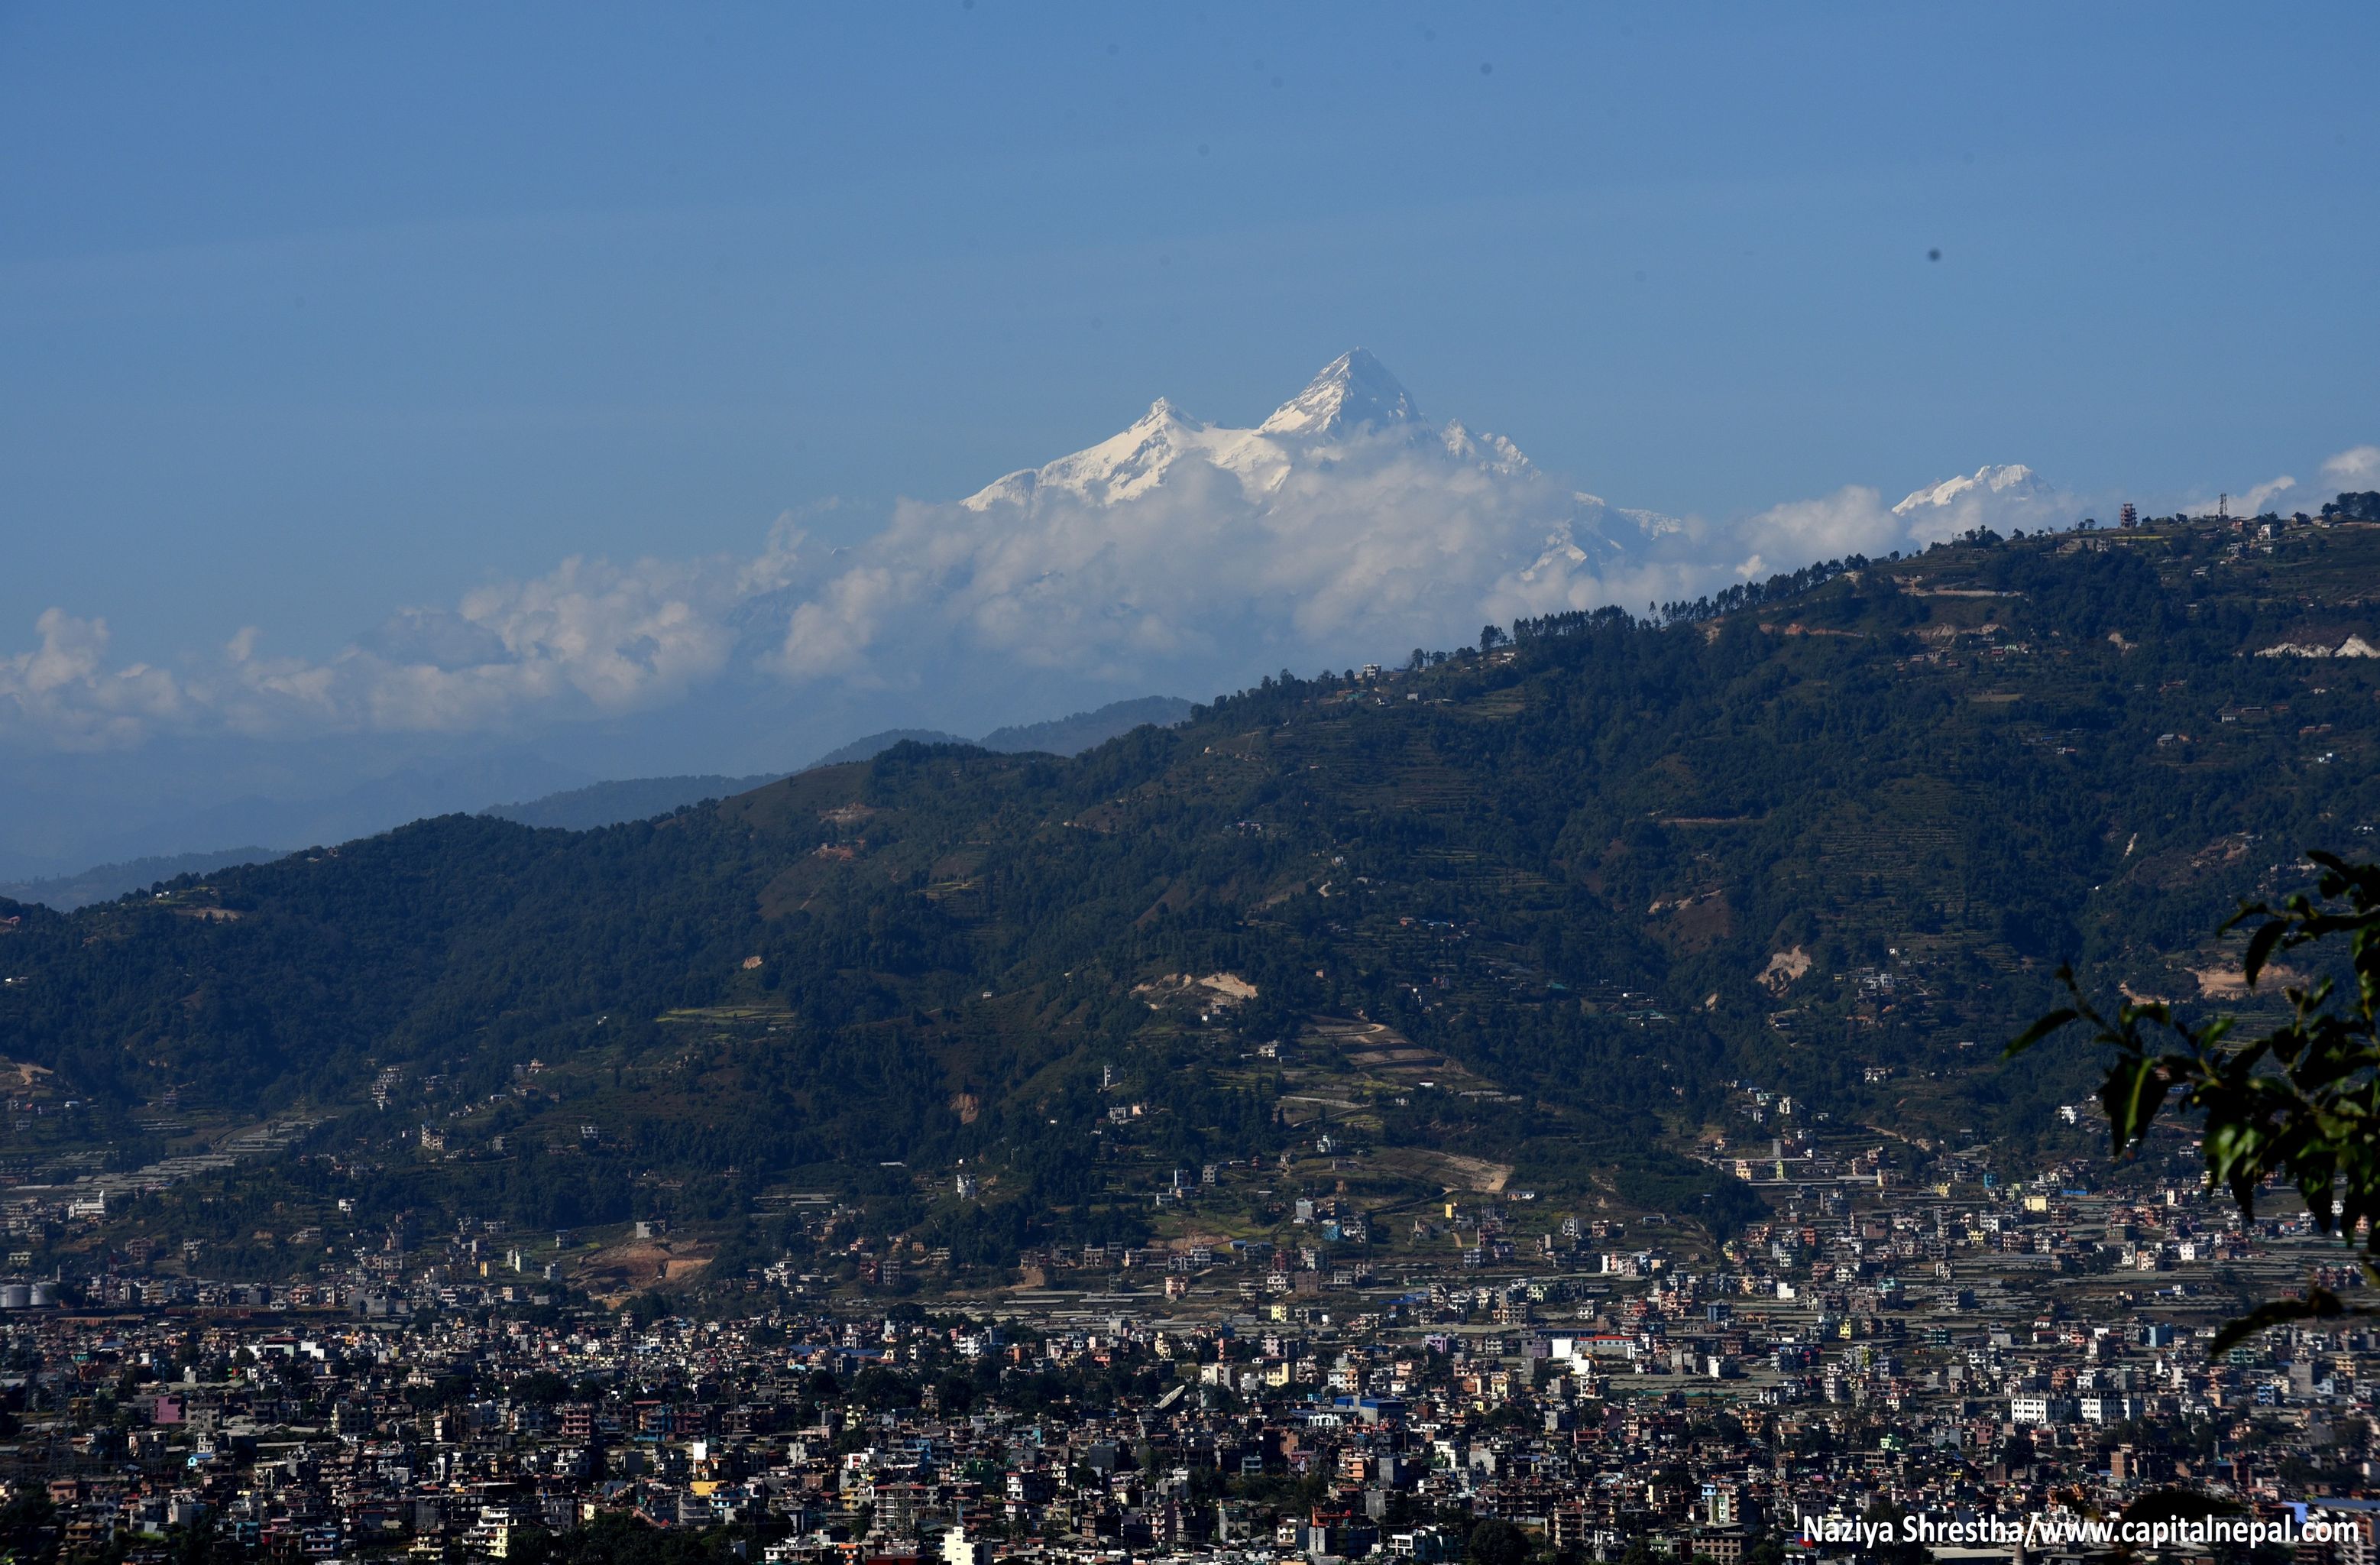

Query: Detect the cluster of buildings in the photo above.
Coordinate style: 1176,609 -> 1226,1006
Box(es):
4,1156 -> 2378,1564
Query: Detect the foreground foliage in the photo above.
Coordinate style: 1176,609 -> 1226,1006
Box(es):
2012,852 -> 2380,1351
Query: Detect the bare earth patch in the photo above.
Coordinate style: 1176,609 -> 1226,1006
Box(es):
1758,946 -> 1812,995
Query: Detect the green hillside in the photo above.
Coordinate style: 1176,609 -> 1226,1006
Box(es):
2,516 -> 2375,1285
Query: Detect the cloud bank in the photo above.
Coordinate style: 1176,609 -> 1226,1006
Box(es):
2324,445 -> 2380,486
5,360 -> 2363,757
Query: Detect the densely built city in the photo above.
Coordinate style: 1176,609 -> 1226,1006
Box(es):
4,1105 -> 2375,1564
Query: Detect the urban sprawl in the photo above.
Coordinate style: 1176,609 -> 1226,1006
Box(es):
3,1114 -> 2376,1565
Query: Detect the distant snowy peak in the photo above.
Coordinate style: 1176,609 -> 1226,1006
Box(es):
1893,463 -> 2044,517
1440,420 -> 1533,476
960,350 -> 1530,514
1256,348 -> 1423,439
961,397 -> 1288,512
952,352 -> 1685,580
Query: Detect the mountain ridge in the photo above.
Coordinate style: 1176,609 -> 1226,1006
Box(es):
2,517 -> 2371,1275
481,695 -> 1194,833
953,349 -> 1671,583
0,846 -> 288,915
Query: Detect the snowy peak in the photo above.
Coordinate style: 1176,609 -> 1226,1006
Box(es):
1258,348 -> 1423,439
1440,419 -> 1533,477
961,395 -> 1287,512
1893,463 -> 2043,517
957,351 -> 1563,517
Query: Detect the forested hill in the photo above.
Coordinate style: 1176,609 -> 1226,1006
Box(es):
2,515 -> 2375,1252
480,698 -> 1193,831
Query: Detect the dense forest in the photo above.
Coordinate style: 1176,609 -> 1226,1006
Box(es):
2,514 -> 2375,1268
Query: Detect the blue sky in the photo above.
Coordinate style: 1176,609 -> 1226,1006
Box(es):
1,3 -> 2375,861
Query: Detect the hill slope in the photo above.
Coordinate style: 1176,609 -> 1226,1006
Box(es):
3,518 -> 2375,1272
0,846 -> 287,913
482,698 -> 1196,831
482,774 -> 788,831
979,695 -> 1193,755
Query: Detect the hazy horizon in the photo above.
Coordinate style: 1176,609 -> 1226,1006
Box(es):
5,4 -> 2375,873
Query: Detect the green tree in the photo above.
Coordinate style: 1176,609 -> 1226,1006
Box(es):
1468,1518 -> 1532,1565
2011,851 -> 2380,1352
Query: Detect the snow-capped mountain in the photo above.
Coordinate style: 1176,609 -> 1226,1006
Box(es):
1886,462 -> 2073,543
1893,463 -> 2047,518
816,350 -> 1773,701
1255,347 -> 1424,439
960,397 -> 1291,511
966,350 -> 1536,510
937,348 -> 1685,574
928,352 -> 1719,673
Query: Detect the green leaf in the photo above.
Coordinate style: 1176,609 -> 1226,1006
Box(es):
2098,1057 -> 2166,1152
2004,1009 -> 2079,1059
2208,1288 -> 2346,1358
2202,1119 -> 2266,1196
2242,920 -> 2287,990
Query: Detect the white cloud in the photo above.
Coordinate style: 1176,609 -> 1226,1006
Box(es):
2323,444 -> 2380,486
0,446 -> 2061,753
777,560 -> 900,682
1743,485 -> 1904,559
0,540 -> 815,750
1888,464 -> 2076,541
779,433 -> 1601,686
0,363 -> 2249,757
1709,467 -> 2087,591
2236,475 -> 2297,516
0,611 -> 185,751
